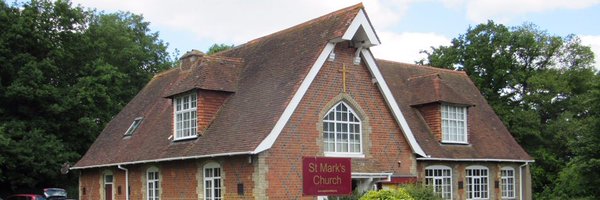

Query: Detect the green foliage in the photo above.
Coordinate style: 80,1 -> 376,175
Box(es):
421,20 -> 599,199
400,184 -> 443,200
0,0 -> 173,195
206,43 -> 234,55
359,188 -> 413,200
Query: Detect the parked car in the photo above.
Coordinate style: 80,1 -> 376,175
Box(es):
6,194 -> 46,200
42,188 -> 66,200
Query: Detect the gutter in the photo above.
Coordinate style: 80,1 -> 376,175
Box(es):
71,151 -> 253,170
416,157 -> 535,163
117,165 -> 129,200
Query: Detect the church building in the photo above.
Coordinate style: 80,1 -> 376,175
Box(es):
72,4 -> 533,200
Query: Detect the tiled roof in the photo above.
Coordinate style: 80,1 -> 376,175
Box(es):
73,3 -> 364,168
377,60 -> 532,160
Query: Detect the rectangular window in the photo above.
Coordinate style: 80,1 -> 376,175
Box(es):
147,171 -> 159,200
442,105 -> 467,143
425,167 -> 453,200
466,167 -> 489,200
204,165 -> 222,200
173,92 -> 197,140
501,168 -> 515,199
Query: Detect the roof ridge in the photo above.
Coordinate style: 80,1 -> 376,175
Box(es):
231,3 -> 363,50
377,59 -> 466,75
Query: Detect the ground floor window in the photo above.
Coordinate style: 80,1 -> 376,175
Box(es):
466,166 -> 489,200
501,167 -> 515,199
425,166 -> 452,199
147,168 -> 160,200
204,162 -> 222,200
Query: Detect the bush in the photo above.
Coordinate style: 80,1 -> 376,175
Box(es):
359,188 -> 413,200
400,184 -> 443,200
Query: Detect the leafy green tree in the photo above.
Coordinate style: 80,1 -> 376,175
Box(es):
420,21 -> 599,199
206,43 -> 234,55
0,0 -> 173,196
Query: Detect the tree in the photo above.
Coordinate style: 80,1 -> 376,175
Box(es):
0,0 -> 173,196
206,43 -> 234,55
420,21 -> 599,199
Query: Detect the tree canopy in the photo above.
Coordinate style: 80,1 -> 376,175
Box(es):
420,21 -> 599,199
0,0 -> 173,195
206,43 -> 234,55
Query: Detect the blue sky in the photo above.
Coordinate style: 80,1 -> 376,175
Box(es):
70,0 -> 600,69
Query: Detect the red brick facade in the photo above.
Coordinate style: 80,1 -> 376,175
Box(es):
197,90 -> 230,133
416,103 -> 442,142
263,42 -> 416,199
79,156 -> 256,200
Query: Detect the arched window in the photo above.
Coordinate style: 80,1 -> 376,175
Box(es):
323,102 -> 362,155
465,165 -> 489,200
500,167 -> 515,199
204,162 -> 222,200
147,167 -> 160,200
425,165 -> 452,200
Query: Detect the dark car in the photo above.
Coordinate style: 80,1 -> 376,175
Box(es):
42,189 -> 66,200
6,194 -> 46,200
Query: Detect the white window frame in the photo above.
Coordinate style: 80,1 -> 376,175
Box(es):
147,167 -> 160,200
441,104 -> 468,144
204,162 -> 222,200
173,92 -> 198,141
322,102 -> 363,157
466,166 -> 489,200
501,167 -> 515,199
425,165 -> 453,200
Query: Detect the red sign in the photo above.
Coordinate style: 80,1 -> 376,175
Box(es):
302,157 -> 352,196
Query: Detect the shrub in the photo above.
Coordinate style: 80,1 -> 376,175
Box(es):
359,188 -> 413,200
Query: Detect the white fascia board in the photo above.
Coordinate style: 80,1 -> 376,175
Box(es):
252,43 -> 336,154
70,151 -> 253,170
416,157 -> 535,163
342,9 -> 380,46
361,49 -> 427,157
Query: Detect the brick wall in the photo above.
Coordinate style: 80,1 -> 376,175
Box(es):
78,156 -> 254,200
264,42 -> 417,199
197,90 -> 230,133
417,161 -> 528,200
416,103 -> 442,142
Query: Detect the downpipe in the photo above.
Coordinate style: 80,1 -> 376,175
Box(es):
118,165 -> 129,200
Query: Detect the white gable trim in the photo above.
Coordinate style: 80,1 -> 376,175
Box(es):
361,49 -> 426,157
253,43 -> 336,153
341,9 -> 380,46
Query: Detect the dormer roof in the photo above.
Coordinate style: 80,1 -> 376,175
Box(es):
407,73 -> 475,106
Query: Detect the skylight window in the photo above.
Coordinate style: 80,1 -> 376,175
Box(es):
124,117 -> 143,136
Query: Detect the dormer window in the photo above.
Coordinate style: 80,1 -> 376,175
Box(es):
441,104 -> 467,144
124,117 -> 143,136
173,92 -> 197,140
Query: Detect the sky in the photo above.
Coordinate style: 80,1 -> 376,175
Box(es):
69,0 -> 600,69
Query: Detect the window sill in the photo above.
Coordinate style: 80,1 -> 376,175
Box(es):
441,141 -> 469,145
173,135 -> 198,142
324,152 -> 365,158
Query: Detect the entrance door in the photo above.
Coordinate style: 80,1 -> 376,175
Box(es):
104,174 -> 113,200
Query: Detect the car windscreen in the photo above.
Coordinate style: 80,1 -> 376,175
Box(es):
43,189 -> 66,197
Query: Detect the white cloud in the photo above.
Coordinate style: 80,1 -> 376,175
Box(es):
372,31 -> 451,64
70,0 -> 422,47
437,0 -> 600,23
580,35 -> 600,70
461,0 -> 600,23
